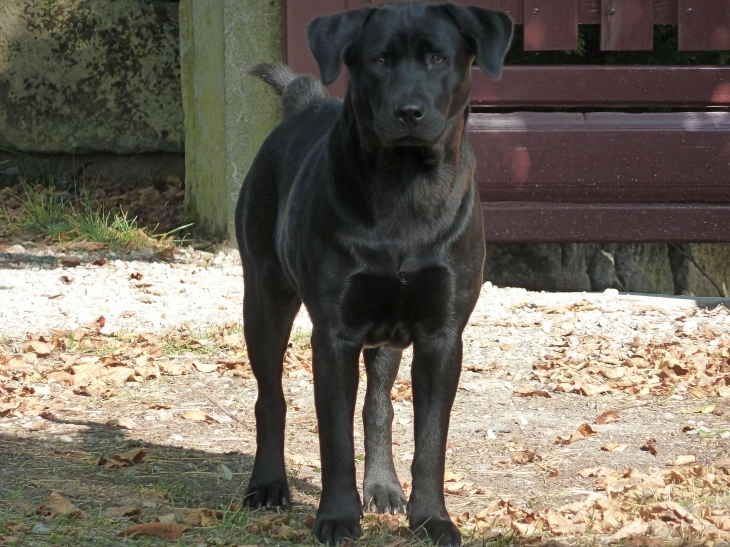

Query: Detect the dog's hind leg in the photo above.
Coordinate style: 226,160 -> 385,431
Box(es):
362,347 -> 407,514
242,265 -> 301,509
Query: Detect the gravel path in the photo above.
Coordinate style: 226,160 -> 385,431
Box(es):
2,242 -> 728,342
3,242 -> 730,545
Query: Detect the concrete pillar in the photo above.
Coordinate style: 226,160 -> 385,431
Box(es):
180,0 -> 284,241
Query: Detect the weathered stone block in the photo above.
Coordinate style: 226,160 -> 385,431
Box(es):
0,0 -> 183,154
486,242 -> 729,297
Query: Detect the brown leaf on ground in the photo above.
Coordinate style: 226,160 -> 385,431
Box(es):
105,417 -> 138,430
192,361 -> 219,373
556,423 -> 596,445
602,441 -> 628,452
511,450 -> 538,464
670,454 -> 696,466
622,536 -> 664,547
248,513 -> 290,533
612,519 -> 649,540
118,522 -> 188,540
83,316 -> 106,330
100,449 -> 147,468
391,382 -> 412,402
59,275 -> 73,285
60,257 -> 81,267
102,506 -> 141,518
513,386 -> 552,398
20,341 -> 53,356
49,491 -> 88,520
184,508 -> 223,527
158,361 -> 186,375
115,449 -> 147,465
641,438 -> 659,455
23,419 -> 49,431
62,240 -> 105,251
596,409 -> 620,424
182,410 -> 217,423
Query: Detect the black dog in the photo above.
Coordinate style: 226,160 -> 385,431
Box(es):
235,3 -> 512,545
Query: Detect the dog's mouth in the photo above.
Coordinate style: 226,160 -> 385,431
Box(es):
387,135 -> 438,147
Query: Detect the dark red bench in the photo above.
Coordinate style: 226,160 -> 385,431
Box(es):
285,0 -> 730,243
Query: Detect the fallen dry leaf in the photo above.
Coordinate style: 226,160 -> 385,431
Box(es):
103,506 -> 141,518
510,450 -> 537,464
641,438 -> 659,455
612,519 -> 649,540
671,454 -> 696,466
184,508 -> 222,527
556,423 -> 596,445
49,491 -> 88,520
157,514 -> 176,524
106,417 -> 138,430
596,409 -> 620,424
513,386 -> 551,398
20,340 -> 53,356
182,410 -> 216,423
119,522 -> 188,540
59,275 -> 73,285
159,361 -> 186,375
60,257 -> 81,267
100,449 -> 147,468
193,361 -> 219,373
602,441 -> 628,452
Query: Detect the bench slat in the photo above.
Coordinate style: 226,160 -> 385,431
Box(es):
482,202 -> 730,243
471,66 -> 730,107
468,112 -> 730,203
601,0 -> 654,51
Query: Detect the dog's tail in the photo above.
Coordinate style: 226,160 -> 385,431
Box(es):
249,63 -> 329,118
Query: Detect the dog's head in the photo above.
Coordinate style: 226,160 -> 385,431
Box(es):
307,2 -> 513,147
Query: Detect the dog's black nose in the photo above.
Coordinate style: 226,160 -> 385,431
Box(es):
395,103 -> 425,124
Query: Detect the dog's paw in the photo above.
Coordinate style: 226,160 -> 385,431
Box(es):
362,481 -> 407,514
410,516 -> 461,546
312,515 -> 361,546
242,479 -> 291,509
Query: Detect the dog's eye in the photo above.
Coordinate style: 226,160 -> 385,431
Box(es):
375,56 -> 386,67
431,55 -> 445,65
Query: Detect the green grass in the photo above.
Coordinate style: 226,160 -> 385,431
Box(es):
2,181 -> 189,251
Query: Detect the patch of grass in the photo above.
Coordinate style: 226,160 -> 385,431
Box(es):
291,326 -> 312,348
2,181 -> 189,251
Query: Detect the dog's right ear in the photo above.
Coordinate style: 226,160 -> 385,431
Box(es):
307,7 -> 371,86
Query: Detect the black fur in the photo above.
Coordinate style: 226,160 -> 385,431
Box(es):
236,3 -> 513,545
249,63 -> 329,118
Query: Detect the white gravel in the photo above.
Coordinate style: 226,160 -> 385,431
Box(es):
1,243 -> 728,342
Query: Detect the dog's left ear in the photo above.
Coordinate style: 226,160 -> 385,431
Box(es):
442,4 -> 514,79
307,7 -> 372,86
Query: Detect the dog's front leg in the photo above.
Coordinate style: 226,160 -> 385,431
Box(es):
408,331 -> 463,546
311,329 -> 363,545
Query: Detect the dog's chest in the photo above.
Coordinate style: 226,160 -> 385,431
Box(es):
340,267 -> 451,348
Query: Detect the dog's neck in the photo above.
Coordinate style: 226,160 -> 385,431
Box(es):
329,95 -> 476,251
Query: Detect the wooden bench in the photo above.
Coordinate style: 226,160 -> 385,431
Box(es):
284,0 -> 730,243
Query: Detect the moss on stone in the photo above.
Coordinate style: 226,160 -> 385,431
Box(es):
0,0 -> 183,154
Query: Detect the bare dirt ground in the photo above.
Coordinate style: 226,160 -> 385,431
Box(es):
1,245 -> 730,547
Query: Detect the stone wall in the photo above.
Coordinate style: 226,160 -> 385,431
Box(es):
485,243 -> 730,297
0,0 -> 183,154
